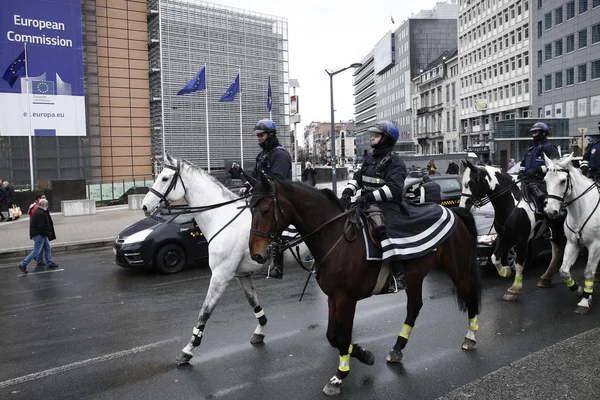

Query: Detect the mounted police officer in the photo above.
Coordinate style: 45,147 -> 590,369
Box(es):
580,121 -> 600,181
517,122 -> 560,214
240,119 -> 292,279
341,120 -> 408,292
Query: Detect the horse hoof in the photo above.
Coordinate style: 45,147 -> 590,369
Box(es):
574,306 -> 591,315
176,352 -> 193,364
386,349 -> 403,363
537,278 -> 552,288
503,292 -> 519,302
322,381 -> 342,397
461,338 -> 477,351
250,333 -> 265,345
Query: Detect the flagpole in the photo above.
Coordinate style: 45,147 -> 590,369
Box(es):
204,63 -> 210,173
24,43 -> 34,190
239,67 -> 243,169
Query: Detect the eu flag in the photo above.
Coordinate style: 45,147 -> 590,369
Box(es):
177,67 -> 206,95
219,74 -> 240,102
2,50 -> 26,88
267,76 -> 272,112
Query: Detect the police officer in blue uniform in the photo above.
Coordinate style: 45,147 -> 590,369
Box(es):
580,121 -> 600,181
517,122 -> 560,214
240,119 -> 292,279
341,120 -> 408,292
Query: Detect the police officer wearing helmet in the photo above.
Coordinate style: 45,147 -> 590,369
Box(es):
580,121 -> 600,181
341,120 -> 408,292
240,119 -> 292,279
517,122 -> 560,214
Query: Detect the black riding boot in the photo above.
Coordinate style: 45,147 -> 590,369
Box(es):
267,251 -> 284,279
388,262 -> 406,293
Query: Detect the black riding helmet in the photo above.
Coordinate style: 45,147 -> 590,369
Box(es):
530,122 -> 549,141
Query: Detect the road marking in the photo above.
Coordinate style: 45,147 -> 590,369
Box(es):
17,269 -> 65,276
0,337 -> 180,389
0,296 -> 83,316
151,275 -> 210,287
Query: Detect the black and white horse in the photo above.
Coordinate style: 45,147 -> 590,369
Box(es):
460,160 -> 565,301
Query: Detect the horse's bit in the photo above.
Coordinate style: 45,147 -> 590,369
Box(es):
149,160 -> 186,207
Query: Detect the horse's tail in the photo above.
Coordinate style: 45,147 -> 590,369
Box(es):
451,207 -> 482,314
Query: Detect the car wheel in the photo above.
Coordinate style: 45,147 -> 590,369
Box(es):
155,244 -> 186,274
505,245 -> 517,269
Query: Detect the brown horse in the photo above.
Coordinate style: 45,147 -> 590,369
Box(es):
248,173 -> 483,397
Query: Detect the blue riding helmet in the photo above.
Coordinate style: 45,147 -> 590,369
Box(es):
367,120 -> 400,144
530,122 -> 550,135
254,119 -> 277,135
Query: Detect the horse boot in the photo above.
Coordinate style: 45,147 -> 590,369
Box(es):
388,261 -> 406,293
267,250 -> 284,279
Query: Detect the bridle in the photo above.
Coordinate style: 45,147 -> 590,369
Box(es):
545,168 -> 573,205
149,160 -> 187,207
461,175 -> 491,208
249,180 -> 285,242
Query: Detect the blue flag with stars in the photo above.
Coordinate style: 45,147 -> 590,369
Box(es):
267,76 -> 272,112
219,74 -> 240,102
2,50 -> 26,88
177,67 -> 206,95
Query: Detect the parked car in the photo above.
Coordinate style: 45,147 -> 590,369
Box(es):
107,186 -> 150,206
403,175 -> 463,207
114,210 -> 208,274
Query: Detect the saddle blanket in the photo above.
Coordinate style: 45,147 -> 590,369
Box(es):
380,202 -> 457,262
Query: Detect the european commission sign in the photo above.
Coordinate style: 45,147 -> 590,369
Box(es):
0,0 -> 85,137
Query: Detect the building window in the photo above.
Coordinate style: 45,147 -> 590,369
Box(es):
452,109 -> 456,130
538,0 -> 543,9
545,12 -> 552,30
555,39 -> 563,57
525,53 -> 529,66
578,64 -> 587,83
544,75 -> 552,91
567,34 -> 575,52
566,67 -> 575,85
537,21 -> 543,37
592,23 -> 600,44
595,0 -> 600,8
525,24 -> 529,39
579,29 -> 588,48
538,50 -> 543,66
592,59 -> 600,79
579,0 -> 588,14
524,79 -> 529,93
545,44 -> 552,60
537,79 -> 543,95
555,6 -> 563,24
567,1 -> 575,19
555,71 -> 563,88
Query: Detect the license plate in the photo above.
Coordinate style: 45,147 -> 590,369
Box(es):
113,247 -> 117,256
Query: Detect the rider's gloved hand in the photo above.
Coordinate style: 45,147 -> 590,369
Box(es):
581,164 -> 589,176
517,167 -> 525,180
526,167 -> 542,177
340,188 -> 353,208
239,183 -> 252,196
355,193 -> 374,206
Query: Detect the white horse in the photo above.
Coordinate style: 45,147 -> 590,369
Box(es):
141,155 -> 309,363
544,154 -> 600,314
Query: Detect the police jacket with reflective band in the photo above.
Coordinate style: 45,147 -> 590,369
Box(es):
345,147 -> 406,207
520,138 -> 560,172
582,138 -> 600,178
421,181 -> 442,203
253,138 -> 292,180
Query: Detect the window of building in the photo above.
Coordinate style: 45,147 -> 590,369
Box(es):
555,71 -> 563,88
578,64 -> 587,83
525,52 -> 529,65
544,75 -> 552,91
567,34 -> 575,52
594,0 -> 600,8
525,0 -> 529,11
538,21 -> 543,37
511,83 -> 516,96
545,44 -> 552,60
525,79 -> 530,93
555,6 -> 563,24
511,57 -> 516,70
592,59 -> 600,79
517,28 -> 522,42
579,29 -> 588,48
452,109 -> 456,130
517,54 -> 523,68
452,83 -> 455,100
525,24 -> 529,39
537,79 -> 543,95
580,0 -> 588,14
566,67 -> 575,85
592,23 -> 600,44
538,50 -> 543,66
538,0 -> 542,9
555,39 -> 563,57
545,12 -> 552,30
567,1 -> 575,19
518,82 -> 523,95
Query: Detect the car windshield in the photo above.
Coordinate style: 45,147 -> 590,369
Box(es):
437,178 -> 461,196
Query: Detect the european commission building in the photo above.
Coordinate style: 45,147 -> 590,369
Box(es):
148,0 -> 290,171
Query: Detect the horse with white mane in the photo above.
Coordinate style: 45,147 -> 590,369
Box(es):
141,155 -> 308,363
544,154 -> 600,314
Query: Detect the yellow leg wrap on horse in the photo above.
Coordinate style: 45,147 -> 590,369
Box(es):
339,346 -> 353,372
584,280 -> 594,294
498,267 -> 511,277
513,275 -> 523,286
468,316 -> 478,332
399,324 -> 413,340
564,276 -> 576,287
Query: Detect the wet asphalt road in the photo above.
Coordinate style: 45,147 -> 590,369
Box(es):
1,249 -> 600,400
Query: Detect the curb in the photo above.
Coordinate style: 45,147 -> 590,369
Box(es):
0,238 -> 115,259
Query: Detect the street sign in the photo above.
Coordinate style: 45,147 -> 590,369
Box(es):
578,127 -> 588,136
577,136 -> 588,150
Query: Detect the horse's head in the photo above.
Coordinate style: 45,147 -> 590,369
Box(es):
544,154 -> 572,219
460,159 -> 494,210
248,172 -> 290,264
142,154 -> 187,216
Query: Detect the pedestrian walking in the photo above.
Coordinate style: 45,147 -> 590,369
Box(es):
445,159 -> 459,175
426,159 -> 439,176
28,193 -> 47,266
301,162 -> 317,186
2,181 -> 19,221
17,199 -> 58,274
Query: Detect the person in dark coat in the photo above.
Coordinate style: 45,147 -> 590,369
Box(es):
580,121 -> 600,181
517,122 -> 560,214
0,180 -> 6,221
240,119 -> 293,279
17,199 -> 58,274
28,193 -> 47,265
228,163 -> 242,180
445,159 -> 459,175
301,161 -> 317,186
418,175 -> 442,204
2,181 -> 16,220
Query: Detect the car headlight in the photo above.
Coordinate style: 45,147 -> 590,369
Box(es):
477,234 -> 497,245
123,228 -> 154,245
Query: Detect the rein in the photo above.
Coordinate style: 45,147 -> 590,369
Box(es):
461,177 -> 525,208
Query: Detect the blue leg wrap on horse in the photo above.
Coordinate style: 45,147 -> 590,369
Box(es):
254,306 -> 268,326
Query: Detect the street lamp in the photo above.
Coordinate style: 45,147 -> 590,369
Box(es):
326,62 -> 362,194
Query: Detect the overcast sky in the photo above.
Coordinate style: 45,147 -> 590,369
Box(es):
214,0 -> 446,136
